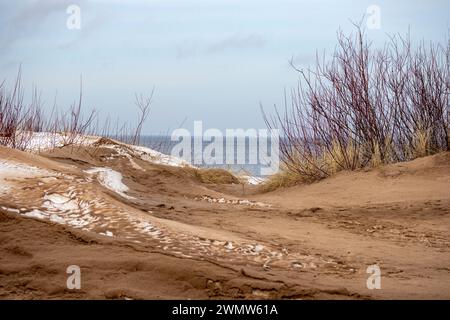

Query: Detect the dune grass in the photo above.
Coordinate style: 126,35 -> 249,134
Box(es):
183,167 -> 240,184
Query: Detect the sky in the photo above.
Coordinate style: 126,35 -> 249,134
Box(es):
0,0 -> 449,134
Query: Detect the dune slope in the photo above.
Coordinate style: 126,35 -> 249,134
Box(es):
1,142 -> 450,299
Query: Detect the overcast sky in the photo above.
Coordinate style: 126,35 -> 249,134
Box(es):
1,0 -> 449,134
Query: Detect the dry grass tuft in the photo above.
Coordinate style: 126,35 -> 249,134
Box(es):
185,167 -> 240,184
260,169 -> 306,192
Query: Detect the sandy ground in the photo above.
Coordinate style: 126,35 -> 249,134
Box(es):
1,141 -> 449,299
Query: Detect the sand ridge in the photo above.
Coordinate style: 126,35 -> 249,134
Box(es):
1,142 -> 450,299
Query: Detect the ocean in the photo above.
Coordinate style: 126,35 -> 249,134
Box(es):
135,135 -> 276,177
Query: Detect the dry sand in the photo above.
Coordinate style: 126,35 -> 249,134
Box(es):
1,141 -> 449,299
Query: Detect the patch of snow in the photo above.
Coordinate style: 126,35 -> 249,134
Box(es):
253,244 -> 264,253
84,167 -> 134,199
243,175 -> 266,185
22,132 -> 190,169
99,144 -> 144,170
18,202 -> 98,228
135,221 -> 162,237
100,230 -> 114,237
225,242 -> 234,250
100,142 -> 191,168
130,145 -> 192,168
43,193 -> 79,212
0,160 -> 56,193
22,209 -> 48,220
23,132 -> 65,151
44,193 -> 71,204
0,160 -> 54,178
24,132 -> 99,152
1,206 -> 20,213
49,213 -> 67,224
67,217 -> 91,228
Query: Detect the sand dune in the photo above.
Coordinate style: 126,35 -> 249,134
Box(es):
1,139 -> 450,299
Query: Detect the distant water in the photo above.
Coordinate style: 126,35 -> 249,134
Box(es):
133,135 -> 274,177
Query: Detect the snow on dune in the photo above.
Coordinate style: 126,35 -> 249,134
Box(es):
22,209 -> 48,220
0,160 -> 56,194
100,142 -> 191,168
84,167 -> 134,199
0,160 -> 54,178
99,230 -> 114,237
22,132 -> 65,151
18,206 -> 96,228
103,141 -> 264,185
130,144 -> 191,167
243,175 -> 266,185
43,193 -> 80,211
20,132 -> 191,169
24,132 -> 99,152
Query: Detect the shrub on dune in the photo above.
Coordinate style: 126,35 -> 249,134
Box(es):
263,24 -> 449,189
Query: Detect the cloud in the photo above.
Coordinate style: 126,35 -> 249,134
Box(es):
207,33 -> 266,53
175,33 -> 266,59
289,52 -> 316,68
175,41 -> 200,59
57,12 -> 106,50
10,0 -> 73,26
0,0 -> 86,52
